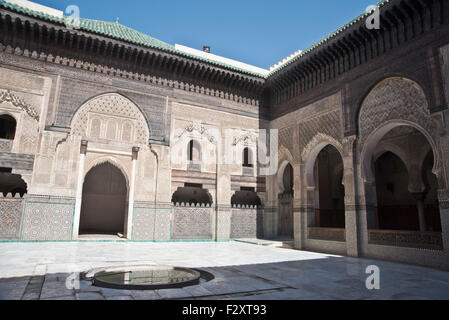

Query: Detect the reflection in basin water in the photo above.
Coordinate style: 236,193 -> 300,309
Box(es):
92,266 -> 206,290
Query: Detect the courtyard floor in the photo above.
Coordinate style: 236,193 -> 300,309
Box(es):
0,241 -> 449,300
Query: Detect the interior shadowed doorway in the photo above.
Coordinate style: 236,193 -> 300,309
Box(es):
79,162 -> 127,236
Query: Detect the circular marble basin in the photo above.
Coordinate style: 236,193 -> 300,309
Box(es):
92,266 -> 202,290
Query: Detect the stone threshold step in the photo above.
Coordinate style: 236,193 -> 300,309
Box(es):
233,238 -> 294,249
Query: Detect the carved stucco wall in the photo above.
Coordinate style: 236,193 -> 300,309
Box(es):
267,93 -> 343,206
358,77 -> 445,188
0,90 -> 40,155
71,93 -> 150,145
271,92 -> 343,164
359,77 -> 436,143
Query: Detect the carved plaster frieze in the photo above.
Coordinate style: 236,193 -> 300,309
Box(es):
176,122 -> 216,144
0,90 -> 39,121
232,131 -> 258,146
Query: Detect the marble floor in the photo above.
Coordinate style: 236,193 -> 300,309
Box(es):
0,241 -> 449,300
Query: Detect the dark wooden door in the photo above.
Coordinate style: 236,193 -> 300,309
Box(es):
278,196 -> 293,238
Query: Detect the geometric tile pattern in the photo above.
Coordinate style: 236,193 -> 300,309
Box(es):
132,207 -> 171,241
21,202 -> 74,241
0,199 -> 24,240
230,209 -> 259,239
172,207 -> 213,240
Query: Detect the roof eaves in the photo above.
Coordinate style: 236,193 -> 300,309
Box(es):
0,0 -> 266,79
266,0 -> 391,78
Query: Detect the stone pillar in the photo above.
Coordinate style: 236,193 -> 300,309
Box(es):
342,136 -> 360,257
438,189 -> 449,251
215,140 -> 231,241
305,187 -> 316,228
125,147 -> 139,239
72,140 -> 88,240
412,192 -> 427,232
293,163 -> 304,249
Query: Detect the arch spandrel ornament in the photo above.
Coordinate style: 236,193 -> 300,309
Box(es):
359,77 -> 444,187
359,77 -> 438,144
301,132 -> 343,163
71,93 -> 150,145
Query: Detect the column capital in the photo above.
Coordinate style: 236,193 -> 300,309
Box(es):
80,140 -> 88,155
342,135 -> 357,157
132,147 -> 140,160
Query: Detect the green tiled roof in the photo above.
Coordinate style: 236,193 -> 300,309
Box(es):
0,0 -> 267,77
75,18 -> 174,51
0,0 -> 174,51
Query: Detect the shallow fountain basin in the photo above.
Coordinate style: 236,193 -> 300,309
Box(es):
90,265 -> 203,290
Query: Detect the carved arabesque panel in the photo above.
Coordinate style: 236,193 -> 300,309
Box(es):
359,77 -> 436,144
298,109 -> 342,153
71,93 -> 149,145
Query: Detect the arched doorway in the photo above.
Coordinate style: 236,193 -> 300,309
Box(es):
371,126 -> 442,232
278,163 -> 294,238
79,162 -> 128,236
314,145 -> 345,228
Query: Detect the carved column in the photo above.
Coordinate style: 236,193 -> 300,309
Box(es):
342,136 -> 360,257
72,140 -> 88,240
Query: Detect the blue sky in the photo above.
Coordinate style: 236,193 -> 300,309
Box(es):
35,0 -> 377,69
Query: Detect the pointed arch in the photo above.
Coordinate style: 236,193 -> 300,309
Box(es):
83,156 -> 130,191
360,120 -> 439,184
302,133 -> 343,188
79,160 -> 128,235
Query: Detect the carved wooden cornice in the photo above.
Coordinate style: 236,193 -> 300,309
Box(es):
0,9 -> 265,107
